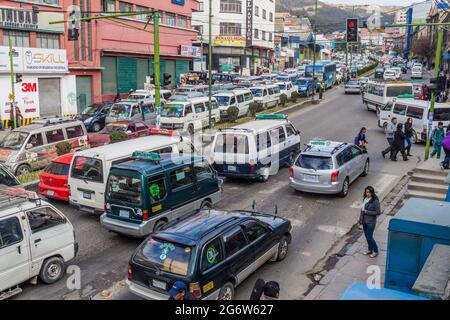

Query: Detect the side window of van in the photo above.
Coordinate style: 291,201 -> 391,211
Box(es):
170,166 -> 193,189
263,90 -> 268,97
66,125 -> 84,139
393,104 -> 407,116
27,133 -> 44,149
256,132 -> 272,151
406,106 -> 424,119
230,96 -> 236,105
132,106 -> 141,116
26,207 -> 65,233
0,217 -> 23,249
277,127 -> 286,143
194,160 -> 213,180
286,125 -> 296,137
148,174 -> 167,203
268,87 -> 274,95
244,93 -> 253,101
236,94 -> 244,103
46,129 -> 65,144
201,238 -> 224,271
185,105 -> 193,115
224,226 -> 248,257
194,103 -> 205,114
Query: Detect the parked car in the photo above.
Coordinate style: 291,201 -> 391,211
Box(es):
289,140 -> 369,197
277,81 -> 297,100
126,208 -> 292,300
87,120 -> 152,147
295,78 -> 316,97
345,80 -> 361,94
106,99 -> 166,126
77,102 -> 113,132
38,153 -> 74,201
128,89 -> 172,102
250,85 -> 280,110
0,164 -> 20,189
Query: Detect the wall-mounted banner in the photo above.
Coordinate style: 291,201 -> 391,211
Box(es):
214,36 -> 246,47
180,45 -> 202,57
246,0 -> 253,47
0,6 -> 64,32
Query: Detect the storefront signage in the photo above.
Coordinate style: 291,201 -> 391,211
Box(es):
214,36 -> 246,47
0,46 -> 68,74
180,45 -> 201,57
245,0 -> 253,47
0,6 -> 64,33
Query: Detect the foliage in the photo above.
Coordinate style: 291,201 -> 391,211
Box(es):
55,141 -> 72,156
249,102 -> 259,116
280,93 -> 288,106
17,171 -> 41,184
226,106 -> 240,122
110,131 -> 129,143
291,91 -> 300,103
357,58 -> 379,76
411,37 -> 435,60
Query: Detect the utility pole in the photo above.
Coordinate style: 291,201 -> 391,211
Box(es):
208,0 -> 213,129
153,11 -> 161,110
312,0 -> 318,100
9,39 -> 16,129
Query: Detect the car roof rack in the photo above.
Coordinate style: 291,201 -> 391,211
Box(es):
32,116 -> 77,126
0,187 -> 41,209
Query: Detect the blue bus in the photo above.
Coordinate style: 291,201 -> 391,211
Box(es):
305,61 -> 337,89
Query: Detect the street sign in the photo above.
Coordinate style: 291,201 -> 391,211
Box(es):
8,93 -> 14,101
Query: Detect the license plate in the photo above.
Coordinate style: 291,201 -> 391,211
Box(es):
119,210 -> 129,218
47,190 -> 54,196
152,279 -> 166,290
304,174 -> 318,182
83,192 -> 92,199
228,165 -> 236,171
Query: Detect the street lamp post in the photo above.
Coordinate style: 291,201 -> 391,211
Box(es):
312,0 -> 318,100
208,0 -> 212,129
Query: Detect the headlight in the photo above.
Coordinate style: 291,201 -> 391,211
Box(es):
6,154 -> 19,164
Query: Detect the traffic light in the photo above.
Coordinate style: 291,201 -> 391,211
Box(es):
15,74 -> 23,83
68,24 -> 79,41
346,18 -> 358,43
163,73 -> 172,86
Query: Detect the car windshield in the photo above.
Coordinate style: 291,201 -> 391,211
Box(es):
102,124 -> 128,134
215,96 -> 230,106
81,104 -> 102,115
297,154 -> 333,170
70,156 -> 103,183
250,89 -> 263,97
296,80 -> 307,86
0,131 -> 29,150
348,81 -> 359,85
140,237 -> 192,276
128,94 -> 147,101
44,162 -> 70,176
109,104 -> 131,117
161,105 -> 184,118
278,84 -> 287,90
107,173 -> 142,205
387,86 -> 412,97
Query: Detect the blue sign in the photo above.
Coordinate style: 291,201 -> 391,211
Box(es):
172,0 -> 185,5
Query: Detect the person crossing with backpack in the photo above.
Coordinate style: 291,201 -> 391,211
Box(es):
431,122 -> 446,159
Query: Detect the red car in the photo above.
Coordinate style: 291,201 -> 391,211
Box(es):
87,120 -> 152,147
38,153 -> 74,201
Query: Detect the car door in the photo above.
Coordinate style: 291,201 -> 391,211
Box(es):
241,220 -> 277,270
22,133 -> 46,171
0,214 -> 31,291
135,122 -> 149,137
131,105 -> 141,121
285,123 -> 301,154
338,147 -> 355,183
25,206 -> 72,275
349,145 -> 365,179
269,127 -> 285,171
166,165 -> 198,216
193,159 -> 219,200
379,102 -> 394,126
126,124 -> 138,139
193,103 -> 206,128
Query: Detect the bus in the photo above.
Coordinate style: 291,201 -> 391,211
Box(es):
305,61 -> 337,89
362,80 -> 413,112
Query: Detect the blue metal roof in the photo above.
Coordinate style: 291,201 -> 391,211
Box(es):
340,282 -> 428,300
389,198 -> 450,240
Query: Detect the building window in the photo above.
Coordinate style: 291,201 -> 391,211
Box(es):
3,30 -> 30,48
198,1 -> 204,12
269,32 -> 272,42
135,5 -> 149,21
101,0 -> 115,12
254,28 -> 259,39
269,12 -> 273,22
262,9 -> 266,20
220,0 -> 242,14
26,0 -> 59,4
118,1 -> 132,13
36,33 -> 60,49
178,15 -> 188,29
194,25 -> 204,35
220,23 -> 241,36
255,6 -> 259,16
262,31 -> 266,41
164,12 -> 176,26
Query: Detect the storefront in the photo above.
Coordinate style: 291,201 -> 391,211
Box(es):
0,46 -> 77,128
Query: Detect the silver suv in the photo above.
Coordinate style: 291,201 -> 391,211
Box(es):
289,140 -> 370,197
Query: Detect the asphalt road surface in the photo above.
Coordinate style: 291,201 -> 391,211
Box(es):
14,71 -> 428,300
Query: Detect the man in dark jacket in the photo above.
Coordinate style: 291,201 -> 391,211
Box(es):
390,123 -> 408,161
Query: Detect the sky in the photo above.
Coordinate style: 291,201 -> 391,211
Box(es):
321,0 -> 425,6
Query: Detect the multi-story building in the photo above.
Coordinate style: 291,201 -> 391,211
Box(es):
0,1 -> 76,127
192,0 -> 275,75
64,0 -> 200,111
395,9 -> 408,35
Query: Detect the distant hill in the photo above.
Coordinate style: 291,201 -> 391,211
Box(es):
276,0 -> 397,33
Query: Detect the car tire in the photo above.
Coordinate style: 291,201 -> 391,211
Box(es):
153,220 -> 168,233
276,235 -> 289,261
15,164 -> 31,176
200,200 -> 212,210
92,122 -> 101,132
218,282 -> 235,300
39,256 -> 65,284
362,160 -> 369,177
259,167 -> 270,183
338,178 -> 349,198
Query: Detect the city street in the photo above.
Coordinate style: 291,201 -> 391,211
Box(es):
13,77 -> 426,300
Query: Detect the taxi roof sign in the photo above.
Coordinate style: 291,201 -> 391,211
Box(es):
255,114 -> 287,120
309,140 -> 332,146
131,151 -> 161,162
397,94 -> 415,99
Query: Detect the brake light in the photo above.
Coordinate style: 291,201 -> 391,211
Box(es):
331,170 -> 339,183
127,264 -> 132,280
142,210 -> 149,221
289,166 -> 294,177
190,282 -> 202,298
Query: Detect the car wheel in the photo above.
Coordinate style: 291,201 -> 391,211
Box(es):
218,282 -> 235,300
92,122 -> 101,132
188,124 -> 195,136
39,256 -> 65,284
259,167 -> 270,183
276,235 -> 289,261
200,200 -> 212,210
15,164 -> 31,176
153,220 -> 167,233
338,178 -> 349,198
362,160 -> 369,177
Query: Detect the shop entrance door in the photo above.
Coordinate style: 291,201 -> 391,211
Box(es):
76,76 -> 92,113
38,78 -> 61,117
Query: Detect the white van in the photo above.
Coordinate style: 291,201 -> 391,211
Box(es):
127,89 -> 172,103
211,114 -> 301,182
378,98 -> 450,143
214,89 -> 253,119
159,96 -> 220,134
250,85 -> 280,110
277,81 -> 297,100
362,80 -> 413,112
0,188 -> 77,299
68,132 -> 196,214
411,66 -> 423,79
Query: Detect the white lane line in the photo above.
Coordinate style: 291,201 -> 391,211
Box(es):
316,225 -> 348,236
258,181 -> 286,194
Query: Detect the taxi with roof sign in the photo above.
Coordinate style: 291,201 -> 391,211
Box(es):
100,152 -> 222,237
289,139 -> 369,197
126,203 -> 292,300
211,114 -> 301,182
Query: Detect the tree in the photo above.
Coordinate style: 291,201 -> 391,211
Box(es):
411,37 -> 435,61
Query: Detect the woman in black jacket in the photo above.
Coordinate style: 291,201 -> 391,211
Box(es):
359,186 -> 381,258
390,123 -> 409,161
404,118 -> 414,156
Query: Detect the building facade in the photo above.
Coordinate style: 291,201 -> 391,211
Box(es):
63,0 -> 199,111
0,1 -> 76,127
192,0 -> 275,75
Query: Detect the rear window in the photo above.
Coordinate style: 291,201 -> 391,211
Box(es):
387,86 -> 412,97
44,162 -> 70,176
296,154 -> 333,170
214,134 -> 249,154
71,156 -> 103,183
140,237 -> 192,276
107,174 -> 142,205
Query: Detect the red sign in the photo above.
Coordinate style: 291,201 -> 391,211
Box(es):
21,82 -> 37,93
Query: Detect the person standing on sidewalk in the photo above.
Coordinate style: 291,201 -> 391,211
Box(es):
391,123 -> 409,161
359,186 -> 381,258
431,122 -> 445,159
9,103 -> 22,130
382,117 -> 397,159
404,117 -> 414,156
319,81 -> 325,100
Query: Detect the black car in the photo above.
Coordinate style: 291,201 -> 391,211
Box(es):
77,102 -> 113,132
127,209 -> 292,300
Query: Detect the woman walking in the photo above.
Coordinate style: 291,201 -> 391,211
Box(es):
354,127 -> 368,150
391,123 -> 409,161
404,118 -> 414,156
359,186 -> 381,258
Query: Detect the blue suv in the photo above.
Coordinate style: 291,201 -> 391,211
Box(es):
295,78 -> 315,97
127,209 -> 292,300
77,102 -> 113,132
